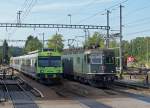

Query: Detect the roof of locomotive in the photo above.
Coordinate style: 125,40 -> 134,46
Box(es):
63,48 -> 115,55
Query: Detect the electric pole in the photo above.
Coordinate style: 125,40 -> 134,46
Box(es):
42,33 -> 45,49
39,33 -> 45,49
84,29 -> 87,43
147,39 -> 149,63
106,10 -> 110,48
87,29 -> 90,39
119,5 -> 123,78
68,14 -> 72,24
17,11 -> 22,24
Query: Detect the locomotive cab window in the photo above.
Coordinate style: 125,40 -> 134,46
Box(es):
105,56 -> 114,64
90,54 -> 102,64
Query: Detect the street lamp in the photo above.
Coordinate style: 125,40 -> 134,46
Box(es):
68,14 -> 72,24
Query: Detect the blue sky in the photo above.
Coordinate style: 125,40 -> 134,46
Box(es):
0,0 -> 150,47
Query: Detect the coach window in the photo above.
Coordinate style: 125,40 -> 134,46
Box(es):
27,59 -> 31,66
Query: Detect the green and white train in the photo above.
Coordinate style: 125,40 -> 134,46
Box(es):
62,48 -> 117,87
10,49 -> 63,83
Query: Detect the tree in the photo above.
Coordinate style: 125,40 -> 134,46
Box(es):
84,32 -> 104,48
47,34 -> 64,52
109,39 -> 118,48
122,40 -> 130,57
2,40 -> 9,64
9,46 -> 24,57
24,35 -> 43,53
25,35 -> 34,48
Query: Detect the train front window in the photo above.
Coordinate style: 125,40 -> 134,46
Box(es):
49,58 -> 61,67
38,58 -> 49,67
104,56 -> 114,64
38,56 -> 61,67
90,54 -> 102,64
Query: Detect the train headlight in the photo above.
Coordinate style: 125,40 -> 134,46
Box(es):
40,70 -> 44,73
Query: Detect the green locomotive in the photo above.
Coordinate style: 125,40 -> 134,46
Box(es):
10,49 -> 62,83
62,48 -> 117,87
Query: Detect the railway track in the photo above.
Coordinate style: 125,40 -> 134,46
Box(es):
1,79 -> 39,108
99,81 -> 150,99
0,80 -> 10,102
6,66 -> 150,108
113,81 -> 149,90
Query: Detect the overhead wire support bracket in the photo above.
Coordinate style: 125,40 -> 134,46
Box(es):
0,23 -> 109,30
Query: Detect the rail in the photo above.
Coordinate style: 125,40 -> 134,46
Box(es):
18,77 -> 44,98
0,80 -> 15,108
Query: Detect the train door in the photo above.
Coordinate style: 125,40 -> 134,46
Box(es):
103,51 -> 116,73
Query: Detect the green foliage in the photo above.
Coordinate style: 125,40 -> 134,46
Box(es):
84,32 -> 104,48
9,46 -> 24,57
2,40 -> 9,64
109,39 -> 118,48
24,35 -> 43,53
109,37 -> 150,66
47,34 -> 64,52
128,37 -> 150,63
0,45 -> 23,64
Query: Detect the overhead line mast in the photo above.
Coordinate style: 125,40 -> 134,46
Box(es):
17,11 -> 22,24
120,5 -> 123,78
106,10 -> 110,48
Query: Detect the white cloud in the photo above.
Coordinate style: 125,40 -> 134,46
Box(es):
33,0 -> 112,12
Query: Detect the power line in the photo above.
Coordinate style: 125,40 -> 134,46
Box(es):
125,3 -> 150,17
21,0 -> 37,21
73,0 -> 98,15
125,16 -> 150,25
126,28 -> 150,35
21,0 -> 30,11
76,0 -> 128,24
8,0 -> 38,37
7,0 -> 29,33
125,20 -> 150,28
59,0 -> 98,23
